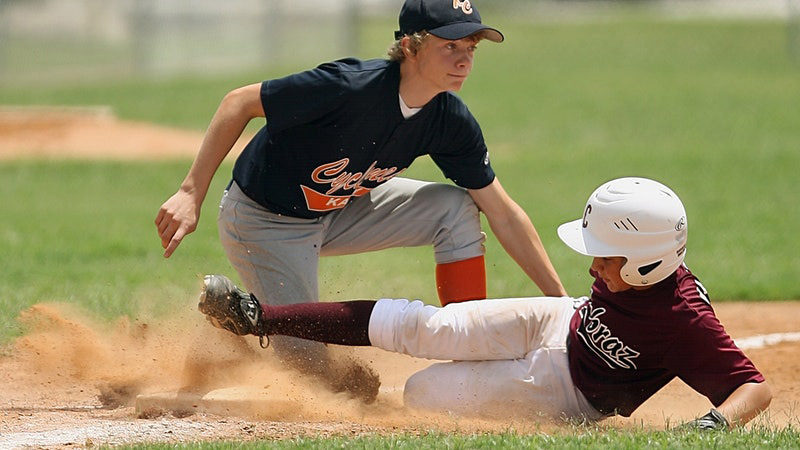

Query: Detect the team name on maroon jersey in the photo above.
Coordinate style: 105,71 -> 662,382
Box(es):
577,303 -> 641,370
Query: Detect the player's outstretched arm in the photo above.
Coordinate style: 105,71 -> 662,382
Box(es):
155,83 -> 264,258
468,178 -> 567,297
683,381 -> 772,430
715,381 -> 772,427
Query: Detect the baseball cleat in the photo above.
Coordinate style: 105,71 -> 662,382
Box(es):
198,274 -> 269,347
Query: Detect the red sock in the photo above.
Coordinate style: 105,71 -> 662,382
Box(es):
435,255 -> 487,306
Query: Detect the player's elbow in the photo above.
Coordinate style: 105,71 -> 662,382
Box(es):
738,381 -> 772,426
222,83 -> 265,119
755,381 -> 773,412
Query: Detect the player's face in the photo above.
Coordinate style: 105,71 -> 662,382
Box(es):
591,257 -> 634,293
414,35 -> 477,92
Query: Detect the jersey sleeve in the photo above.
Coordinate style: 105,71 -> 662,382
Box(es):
667,305 -> 765,407
261,60 -> 348,134
429,95 -> 495,190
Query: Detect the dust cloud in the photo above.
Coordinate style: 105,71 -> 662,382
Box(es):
8,301 -> 552,433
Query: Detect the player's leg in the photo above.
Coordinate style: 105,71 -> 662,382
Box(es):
321,177 -> 486,305
196,274 -> 595,417
217,181 -> 379,402
402,350 -> 599,421
369,296 -> 600,420
198,286 -> 575,419
434,255 -> 485,305
218,181 -> 324,355
369,296 -> 576,360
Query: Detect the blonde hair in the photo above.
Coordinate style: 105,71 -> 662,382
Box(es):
387,31 -> 486,62
387,31 -> 430,62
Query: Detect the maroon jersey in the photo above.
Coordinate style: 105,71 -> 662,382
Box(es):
567,264 -> 764,417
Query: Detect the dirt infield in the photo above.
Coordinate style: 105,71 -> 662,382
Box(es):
1,300 -> 798,448
0,107 -> 249,161
1,110 -> 799,448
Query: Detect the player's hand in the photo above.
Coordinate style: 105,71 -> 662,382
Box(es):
679,408 -> 729,431
155,189 -> 200,258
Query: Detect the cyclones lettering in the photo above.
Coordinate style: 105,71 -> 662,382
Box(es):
301,158 -> 403,212
311,158 -> 400,195
577,304 -> 640,370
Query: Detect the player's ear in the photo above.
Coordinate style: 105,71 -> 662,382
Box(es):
401,36 -> 415,59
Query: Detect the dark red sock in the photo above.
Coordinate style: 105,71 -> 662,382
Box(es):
260,300 -> 376,346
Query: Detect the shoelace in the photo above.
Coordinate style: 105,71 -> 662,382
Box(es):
252,300 -> 270,349
240,295 -> 270,349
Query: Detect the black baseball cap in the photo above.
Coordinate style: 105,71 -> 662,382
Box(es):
395,0 -> 504,43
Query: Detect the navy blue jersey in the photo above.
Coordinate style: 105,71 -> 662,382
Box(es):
232,58 -> 495,219
567,264 -> 764,417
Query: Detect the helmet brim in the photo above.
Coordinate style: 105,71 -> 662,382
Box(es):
557,219 -> 622,258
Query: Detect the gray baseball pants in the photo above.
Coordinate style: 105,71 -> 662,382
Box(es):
217,177 -> 486,361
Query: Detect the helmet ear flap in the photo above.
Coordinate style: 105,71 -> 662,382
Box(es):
637,260 -> 662,277
620,259 -> 664,285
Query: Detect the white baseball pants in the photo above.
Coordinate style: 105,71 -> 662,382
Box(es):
368,296 -> 602,421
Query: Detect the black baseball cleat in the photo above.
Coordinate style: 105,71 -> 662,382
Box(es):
198,274 -> 269,347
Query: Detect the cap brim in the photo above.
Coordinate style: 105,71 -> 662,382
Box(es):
428,23 -> 504,43
557,219 -> 621,258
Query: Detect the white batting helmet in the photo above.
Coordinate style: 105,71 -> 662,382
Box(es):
557,177 -> 688,286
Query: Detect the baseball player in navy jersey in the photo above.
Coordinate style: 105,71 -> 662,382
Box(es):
156,0 -> 566,402
197,177 -> 771,428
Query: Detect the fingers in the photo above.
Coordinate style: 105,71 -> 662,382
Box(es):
160,221 -> 180,249
155,206 -> 169,235
158,219 -> 192,258
155,207 -> 187,257
154,208 -> 165,226
155,194 -> 199,258
155,208 -> 175,245
157,218 -> 173,239
163,227 -> 186,258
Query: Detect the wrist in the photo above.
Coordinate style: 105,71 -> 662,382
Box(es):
682,408 -> 729,431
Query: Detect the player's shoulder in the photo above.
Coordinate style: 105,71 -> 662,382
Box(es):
675,264 -> 709,302
431,91 -> 479,129
438,90 -> 469,110
669,263 -> 721,329
329,57 -> 391,71
314,58 -> 398,92
316,58 -> 394,78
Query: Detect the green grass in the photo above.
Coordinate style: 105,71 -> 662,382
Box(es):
2,18 -> 799,338
0,73 -> 259,131
0,161 -> 230,338
457,19 -> 800,300
1,14 -> 799,448
112,427 -> 800,449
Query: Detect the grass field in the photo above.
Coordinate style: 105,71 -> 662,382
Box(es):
115,426 -> 800,449
2,12 -> 800,448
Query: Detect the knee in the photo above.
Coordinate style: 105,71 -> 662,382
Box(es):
403,365 -> 464,412
403,370 -> 436,411
421,184 -> 479,223
418,185 -> 483,256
